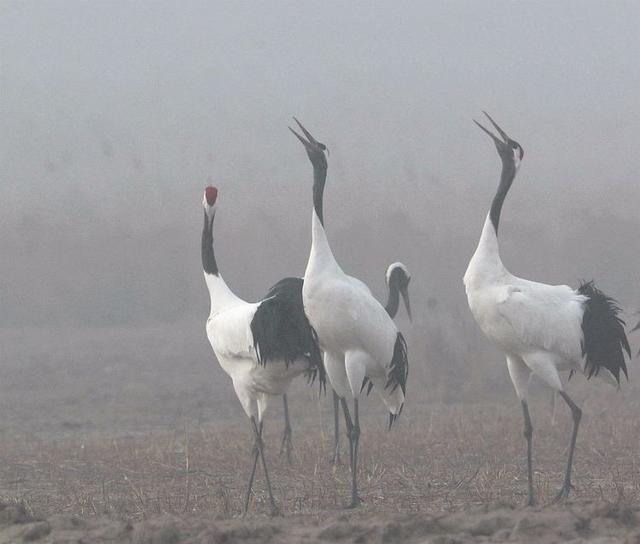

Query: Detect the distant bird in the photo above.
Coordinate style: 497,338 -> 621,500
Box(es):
464,113 -> 630,505
290,119 -> 409,508
201,186 -> 324,516
330,262 -> 412,464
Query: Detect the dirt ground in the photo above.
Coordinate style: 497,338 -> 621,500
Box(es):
2,499 -> 640,543
1,325 -> 639,542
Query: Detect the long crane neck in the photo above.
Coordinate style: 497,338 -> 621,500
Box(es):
201,210 -> 243,314
201,211 -> 218,276
313,165 -> 326,226
465,159 -> 517,287
307,161 -> 339,275
489,161 -> 517,235
385,283 -> 400,318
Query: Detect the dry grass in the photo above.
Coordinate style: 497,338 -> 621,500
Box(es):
2,391 -> 640,522
1,324 -> 639,537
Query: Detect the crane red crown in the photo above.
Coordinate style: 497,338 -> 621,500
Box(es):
205,186 -> 218,206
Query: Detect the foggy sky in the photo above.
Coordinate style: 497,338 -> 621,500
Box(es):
1,0 -> 639,335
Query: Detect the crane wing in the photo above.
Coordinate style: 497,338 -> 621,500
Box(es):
207,304 -> 257,360
496,280 -> 586,361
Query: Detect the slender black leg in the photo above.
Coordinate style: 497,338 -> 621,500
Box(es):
330,391 -> 341,465
521,400 -> 535,506
250,417 -> 280,516
350,399 -> 362,508
340,398 -> 362,508
243,419 -> 262,516
553,391 -> 582,502
340,398 -> 354,471
279,395 -> 293,464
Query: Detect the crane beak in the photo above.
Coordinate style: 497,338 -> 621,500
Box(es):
473,111 -> 510,144
288,126 -> 310,148
293,117 -> 326,150
473,119 -> 503,146
474,113 -> 524,160
400,284 -> 412,321
482,111 -> 510,142
288,118 -> 327,151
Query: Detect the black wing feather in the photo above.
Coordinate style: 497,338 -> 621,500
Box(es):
250,277 -> 325,390
385,332 -> 409,395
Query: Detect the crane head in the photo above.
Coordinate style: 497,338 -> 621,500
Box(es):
203,185 -> 218,217
289,117 -> 328,170
386,262 -> 412,320
474,112 -> 524,171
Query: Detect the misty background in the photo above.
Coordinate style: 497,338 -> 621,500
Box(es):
0,1 -> 639,434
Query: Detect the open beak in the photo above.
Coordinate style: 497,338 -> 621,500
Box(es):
474,112 -> 523,160
400,284 -> 412,321
473,111 -> 507,145
288,117 -> 327,151
482,111 -> 510,141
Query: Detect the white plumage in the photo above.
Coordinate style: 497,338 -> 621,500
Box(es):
201,186 -> 322,516
465,226 -> 587,389
203,233 -> 311,419
329,261 -> 412,464
464,112 -> 629,505
290,119 -> 408,508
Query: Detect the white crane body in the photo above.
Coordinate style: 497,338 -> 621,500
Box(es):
290,119 -> 408,507
464,113 -> 629,505
201,187 -> 324,515
465,219 -> 587,383
204,252 -> 317,420
303,235 -> 402,409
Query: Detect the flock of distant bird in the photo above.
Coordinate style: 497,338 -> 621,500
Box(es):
201,114 -> 632,515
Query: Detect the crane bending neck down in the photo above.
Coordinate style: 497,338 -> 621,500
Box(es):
385,263 -> 412,320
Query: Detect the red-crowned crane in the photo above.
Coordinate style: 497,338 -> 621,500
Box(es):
201,186 -> 324,516
289,119 -> 409,508
280,262 -> 410,466
463,113 -> 630,505
330,262 -> 412,464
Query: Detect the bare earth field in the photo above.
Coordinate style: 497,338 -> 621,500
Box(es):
1,325 -> 640,542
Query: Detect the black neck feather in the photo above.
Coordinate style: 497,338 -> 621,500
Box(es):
313,165 -> 327,226
489,163 -> 516,234
385,283 -> 400,318
201,211 -> 218,276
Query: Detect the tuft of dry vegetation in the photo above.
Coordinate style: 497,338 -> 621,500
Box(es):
1,325 -> 639,541
2,396 -> 640,522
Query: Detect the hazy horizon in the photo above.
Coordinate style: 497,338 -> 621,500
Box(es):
1,1 -> 638,367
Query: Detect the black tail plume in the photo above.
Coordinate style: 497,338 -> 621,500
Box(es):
578,280 -> 630,383
250,277 -> 326,392
385,332 -> 409,395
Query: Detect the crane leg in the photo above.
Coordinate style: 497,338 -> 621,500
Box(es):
340,398 -> 362,508
521,400 -> 535,506
243,417 -> 280,517
279,395 -> 293,464
330,391 -> 341,465
553,391 -> 581,502
350,399 -> 362,508
243,418 -> 262,516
